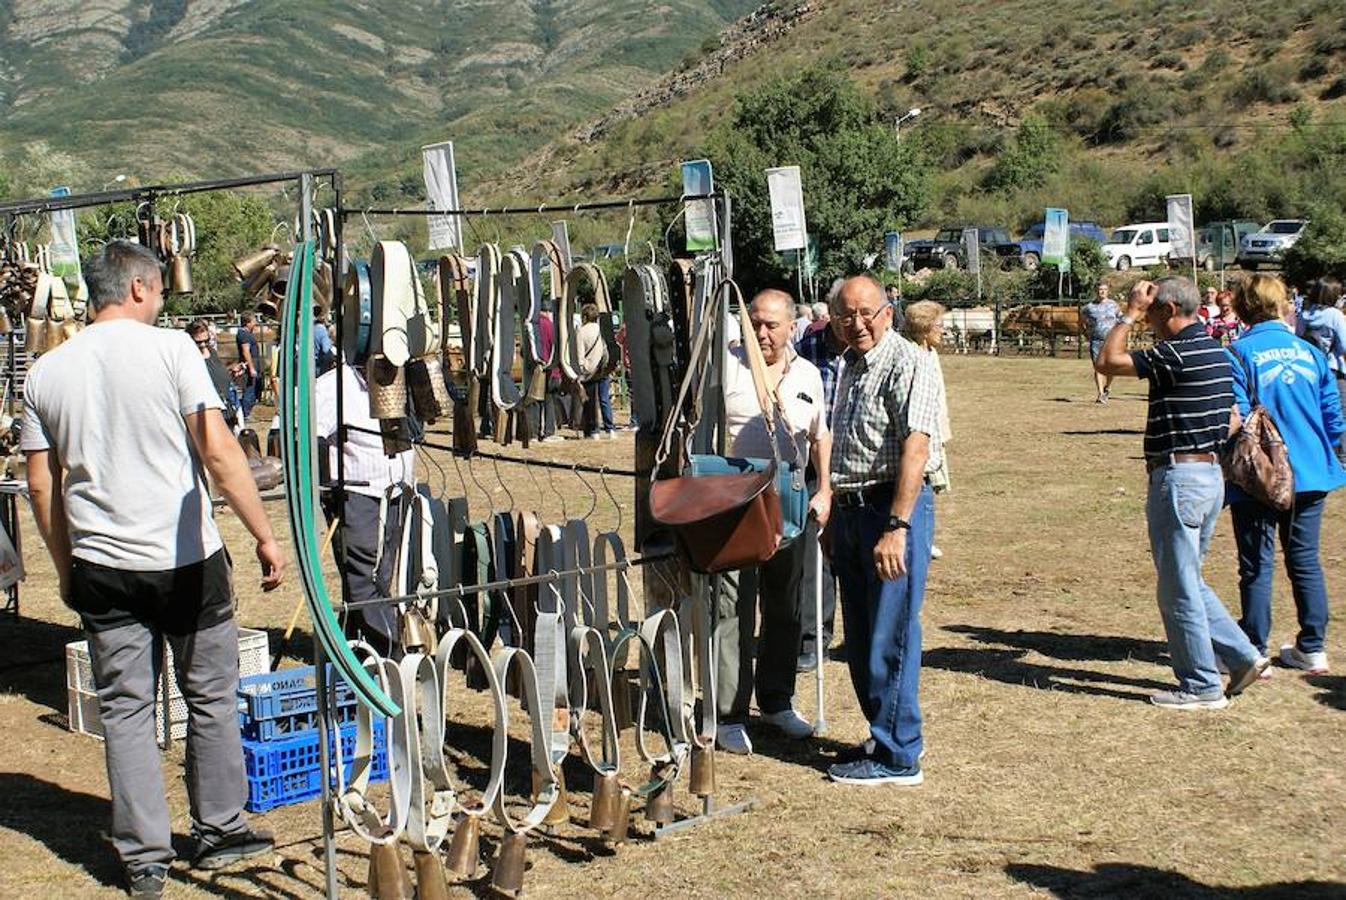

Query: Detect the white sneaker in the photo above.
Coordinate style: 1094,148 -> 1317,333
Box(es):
716,723 -> 753,755
1281,644 -> 1330,674
1150,689 -> 1229,710
761,708 -> 814,739
930,545 -> 943,560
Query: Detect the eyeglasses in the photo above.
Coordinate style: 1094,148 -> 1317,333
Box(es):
835,306 -> 890,326
193,339 -> 210,347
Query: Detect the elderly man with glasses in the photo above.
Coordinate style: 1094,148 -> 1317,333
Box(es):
824,275 -> 942,786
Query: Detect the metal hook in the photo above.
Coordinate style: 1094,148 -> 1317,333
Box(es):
549,464 -> 569,521
663,206 -> 688,259
270,221 -> 293,245
417,442 -> 451,501
449,446 -> 470,503
599,465 -> 623,535
491,454 -> 515,513
466,453 -> 496,518
622,199 -> 636,266
360,210 -> 377,245
573,463 -> 597,522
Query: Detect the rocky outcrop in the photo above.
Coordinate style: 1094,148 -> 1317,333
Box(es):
574,1 -> 817,143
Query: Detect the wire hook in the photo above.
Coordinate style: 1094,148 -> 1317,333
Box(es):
573,463 -> 597,522
599,465 -> 623,535
491,454 -> 515,513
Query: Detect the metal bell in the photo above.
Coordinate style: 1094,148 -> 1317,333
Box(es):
445,815 -> 480,878
589,771 -> 620,831
534,765 -> 570,827
168,255 -> 193,295
645,772 -> 675,825
412,850 -> 450,900
367,841 -> 410,899
611,673 -> 634,730
689,744 -> 716,797
490,831 -> 528,897
606,787 -> 632,845
232,245 -> 278,281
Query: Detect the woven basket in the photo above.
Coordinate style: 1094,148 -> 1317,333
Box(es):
407,353 -> 452,424
367,354 -> 407,420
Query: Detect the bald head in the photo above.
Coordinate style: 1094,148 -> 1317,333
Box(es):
746,289 -> 795,364
833,275 -> 892,353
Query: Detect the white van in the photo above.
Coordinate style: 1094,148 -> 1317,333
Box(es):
1102,222 -> 1173,271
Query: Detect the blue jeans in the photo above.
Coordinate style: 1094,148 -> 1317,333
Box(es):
1231,492 -> 1330,655
1146,462 -> 1258,696
832,483 -> 933,768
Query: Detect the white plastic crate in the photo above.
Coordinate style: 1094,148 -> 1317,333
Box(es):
67,627 -> 269,742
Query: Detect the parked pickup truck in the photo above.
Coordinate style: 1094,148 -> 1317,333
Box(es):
906,225 -> 1014,272
1001,220 -> 1109,270
1236,219 -> 1308,270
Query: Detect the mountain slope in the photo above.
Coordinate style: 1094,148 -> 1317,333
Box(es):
0,0 -> 759,192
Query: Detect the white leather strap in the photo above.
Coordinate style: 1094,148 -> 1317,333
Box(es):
491,646 -> 559,833
472,244 -> 501,379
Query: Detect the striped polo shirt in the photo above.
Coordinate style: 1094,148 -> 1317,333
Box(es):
1130,323 -> 1234,465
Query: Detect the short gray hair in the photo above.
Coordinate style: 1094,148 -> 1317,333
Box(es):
810,301 -> 828,319
83,240 -> 162,313
1153,276 -> 1200,317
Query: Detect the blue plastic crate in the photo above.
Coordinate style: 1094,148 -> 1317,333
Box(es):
239,701 -> 360,741
243,726 -> 389,813
237,665 -> 356,724
243,721 -> 386,780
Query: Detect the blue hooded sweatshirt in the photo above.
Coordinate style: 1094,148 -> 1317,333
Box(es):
1227,320 -> 1346,498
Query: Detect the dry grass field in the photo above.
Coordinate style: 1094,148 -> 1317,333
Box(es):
2,353 -> 1345,898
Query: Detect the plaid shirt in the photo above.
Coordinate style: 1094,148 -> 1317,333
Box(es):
830,329 -> 943,491
795,326 -> 845,417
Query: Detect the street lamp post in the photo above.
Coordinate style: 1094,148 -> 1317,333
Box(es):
894,107 -> 922,143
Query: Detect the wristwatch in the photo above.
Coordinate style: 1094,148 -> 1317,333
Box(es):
1121,314 -> 1137,326
883,515 -> 911,533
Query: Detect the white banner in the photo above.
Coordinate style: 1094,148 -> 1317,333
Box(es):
550,221 -> 573,269
0,520 -> 23,591
48,186 -> 85,308
1167,193 -> 1195,260
962,227 -> 981,274
422,141 -> 462,252
765,165 -> 807,252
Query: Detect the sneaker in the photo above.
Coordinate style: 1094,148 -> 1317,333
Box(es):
796,647 -> 819,672
127,865 -> 168,898
930,545 -> 943,560
1150,690 -> 1229,710
1217,657 -> 1272,680
834,738 -> 877,764
761,708 -> 814,739
190,825 -> 275,871
716,723 -> 753,755
828,758 -> 923,786
1226,656 -> 1273,697
538,435 -> 565,444
1281,644 -> 1330,674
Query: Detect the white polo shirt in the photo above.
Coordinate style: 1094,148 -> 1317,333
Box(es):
723,345 -> 828,466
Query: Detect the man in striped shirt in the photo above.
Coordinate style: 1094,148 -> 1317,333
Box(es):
1095,277 -> 1269,710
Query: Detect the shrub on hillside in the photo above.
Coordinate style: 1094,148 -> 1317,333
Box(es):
984,116 -> 1063,194
1283,209 -> 1346,285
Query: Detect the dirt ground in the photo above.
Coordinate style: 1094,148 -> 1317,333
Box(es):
3,354 -> 1345,898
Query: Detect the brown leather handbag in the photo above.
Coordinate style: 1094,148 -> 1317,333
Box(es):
1221,354 -> 1294,511
648,278 -> 782,573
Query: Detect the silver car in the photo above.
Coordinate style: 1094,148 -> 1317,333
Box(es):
1237,219 -> 1308,269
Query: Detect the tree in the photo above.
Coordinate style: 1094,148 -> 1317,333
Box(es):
708,66 -> 929,291
1283,207 -> 1346,285
1028,237 -> 1108,300
985,115 -> 1062,193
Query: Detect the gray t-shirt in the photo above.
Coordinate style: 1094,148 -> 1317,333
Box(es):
1081,299 -> 1121,341
22,318 -> 225,571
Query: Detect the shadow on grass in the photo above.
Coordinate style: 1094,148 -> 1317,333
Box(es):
943,624 -> 1170,666
0,615 -> 85,713
923,647 -> 1169,703
1006,862 -> 1346,898
1306,674 -> 1346,711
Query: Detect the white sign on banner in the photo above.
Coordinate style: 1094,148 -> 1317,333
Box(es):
550,221 -> 573,269
0,520 -> 23,591
962,227 -> 981,274
1167,193 -> 1196,259
1042,208 -> 1070,267
422,141 -> 462,252
681,159 -> 718,252
765,166 -> 807,252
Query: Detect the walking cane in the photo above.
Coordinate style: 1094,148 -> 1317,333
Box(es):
270,517 -> 340,670
812,515 -> 827,736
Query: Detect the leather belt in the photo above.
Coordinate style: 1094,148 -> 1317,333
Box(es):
1147,451 -> 1219,474
494,250 -> 528,413
472,244 -> 501,381
834,483 -> 895,509
342,261 -> 373,364
371,240 -> 415,367
438,254 -> 478,453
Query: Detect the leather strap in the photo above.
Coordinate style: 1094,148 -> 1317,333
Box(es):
462,522 -> 497,647
527,240 -> 564,368
490,646 -> 559,833
433,627 -> 508,820
472,244 -> 501,380
621,265 -> 658,427
342,261 -> 374,363
493,249 -> 528,413
399,652 -> 453,852
334,645 -> 411,843
371,241 -> 416,366
558,263 -> 612,381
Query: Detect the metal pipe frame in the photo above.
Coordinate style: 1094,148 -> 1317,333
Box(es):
339,192 -> 720,219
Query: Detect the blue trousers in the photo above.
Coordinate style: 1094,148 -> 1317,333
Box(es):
832,484 -> 934,768
1231,492 -> 1330,655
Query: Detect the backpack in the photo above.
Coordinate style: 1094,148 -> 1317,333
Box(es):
1221,351 -> 1294,511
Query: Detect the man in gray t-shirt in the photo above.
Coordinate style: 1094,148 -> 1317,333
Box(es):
23,241 -> 284,896
1081,282 -> 1121,403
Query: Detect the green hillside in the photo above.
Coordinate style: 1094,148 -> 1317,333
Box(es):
469,0 -> 1346,231
0,0 -> 759,196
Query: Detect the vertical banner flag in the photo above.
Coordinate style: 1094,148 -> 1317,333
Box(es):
422,141 -> 462,253
550,221 -> 573,269
1166,193 -> 1196,259
803,234 -> 820,280
682,159 -> 718,252
884,231 -> 904,272
765,166 -> 807,252
962,226 -> 981,274
48,186 -> 84,301
1042,208 -> 1070,267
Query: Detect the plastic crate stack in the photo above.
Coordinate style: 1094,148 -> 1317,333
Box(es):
237,666 -> 389,812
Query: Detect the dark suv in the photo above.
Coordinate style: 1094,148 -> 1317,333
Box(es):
906,225 -> 1014,272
